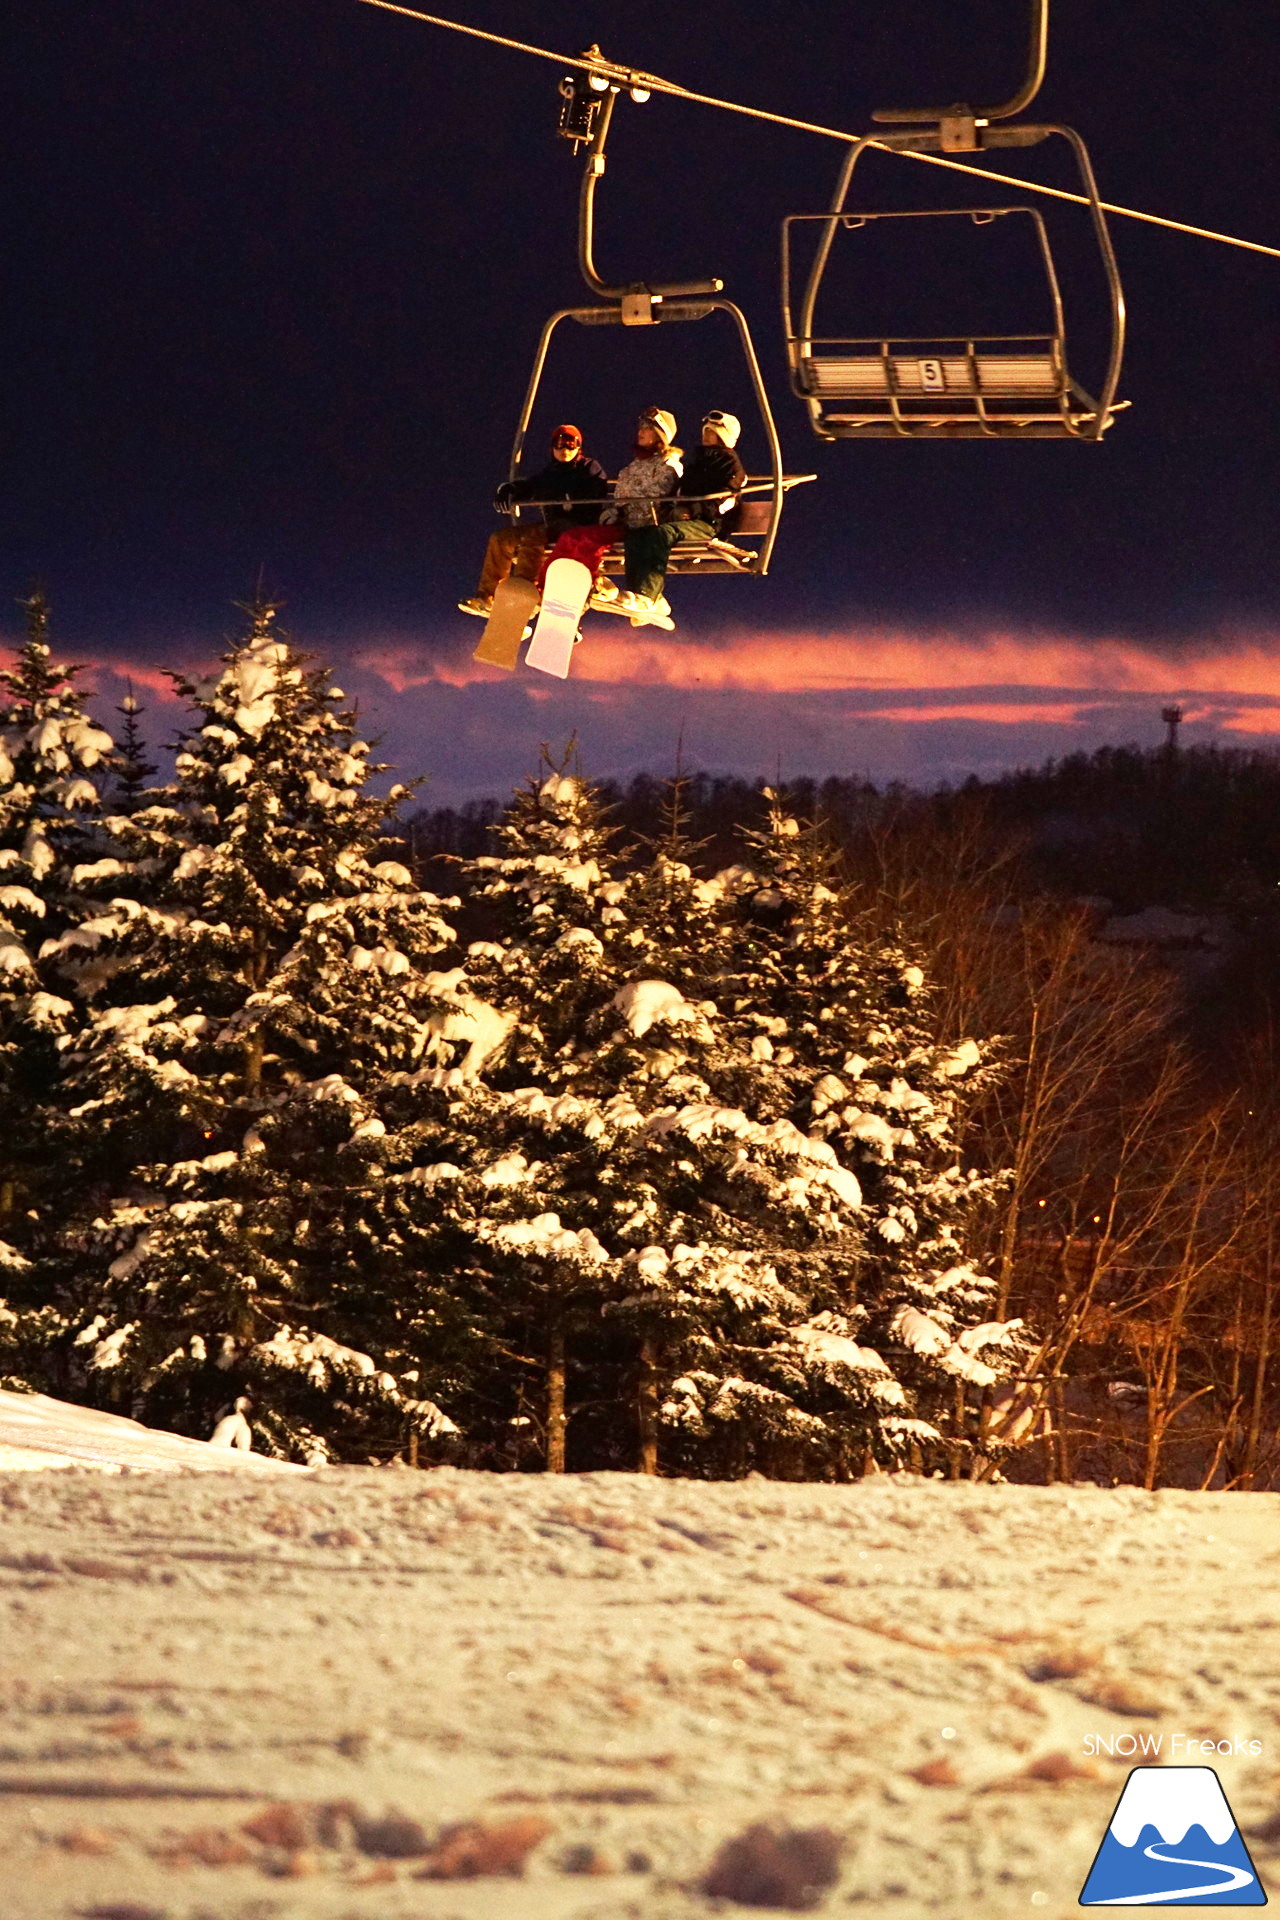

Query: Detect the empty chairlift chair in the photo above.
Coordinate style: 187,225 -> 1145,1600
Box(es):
785,205 -> 1096,439
780,0 -> 1126,443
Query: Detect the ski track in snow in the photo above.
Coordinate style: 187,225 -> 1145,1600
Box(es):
0,1466 -> 1278,1919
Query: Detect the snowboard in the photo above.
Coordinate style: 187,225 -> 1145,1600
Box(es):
588,589 -> 676,632
525,557 -> 592,679
472,576 -> 539,671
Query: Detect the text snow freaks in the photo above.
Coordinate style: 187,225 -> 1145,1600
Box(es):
1083,1733 -> 1263,1759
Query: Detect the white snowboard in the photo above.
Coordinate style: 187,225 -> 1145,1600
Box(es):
526,556 -> 592,679
588,590 -> 675,632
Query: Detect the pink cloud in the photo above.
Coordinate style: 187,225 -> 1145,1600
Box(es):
348,643 -> 484,694
1216,706 -> 1280,735
87,660 -> 191,703
348,626 -> 1280,707
867,701 -> 1097,728
15,619 -> 1280,809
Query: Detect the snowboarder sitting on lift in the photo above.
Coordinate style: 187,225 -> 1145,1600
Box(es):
459,424 -> 606,618
618,411 -> 747,617
534,406 -> 683,599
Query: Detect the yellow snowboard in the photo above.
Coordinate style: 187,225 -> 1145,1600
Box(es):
472,577 -> 539,671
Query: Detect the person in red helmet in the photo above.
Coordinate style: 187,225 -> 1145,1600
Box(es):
459,425 -> 607,617
534,406 -> 683,600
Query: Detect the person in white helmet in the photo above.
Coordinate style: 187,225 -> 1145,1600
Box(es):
610,407 -> 683,526
533,406 -> 683,602
620,411 -> 746,617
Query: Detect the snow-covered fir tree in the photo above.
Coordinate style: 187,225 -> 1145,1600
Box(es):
40,603 -> 471,1461
719,790 -> 1025,1462
385,759 -> 1012,1477
0,594 -> 113,1384
378,759 -> 630,1469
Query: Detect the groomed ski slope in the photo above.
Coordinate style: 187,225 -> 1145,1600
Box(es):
1,1456 -> 1277,1918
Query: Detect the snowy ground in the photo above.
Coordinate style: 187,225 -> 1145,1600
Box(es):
2,1461 -> 1278,1919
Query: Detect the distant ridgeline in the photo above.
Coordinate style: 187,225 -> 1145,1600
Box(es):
405,744 -> 1280,916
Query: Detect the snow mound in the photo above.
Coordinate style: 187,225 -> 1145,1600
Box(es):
0,1388 -> 300,1474
613,979 -> 711,1039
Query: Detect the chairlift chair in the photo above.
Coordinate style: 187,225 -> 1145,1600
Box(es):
504,55 -> 814,577
780,0 -> 1126,442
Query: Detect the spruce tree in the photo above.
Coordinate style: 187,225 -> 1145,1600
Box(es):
0,593 -> 113,1384
111,685 -> 157,813
398,761 -> 903,1477
723,789 -> 1024,1462
397,760 -> 632,1470
43,602 -> 469,1460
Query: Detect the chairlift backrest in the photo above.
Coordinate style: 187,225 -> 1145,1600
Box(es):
782,200 -> 1111,439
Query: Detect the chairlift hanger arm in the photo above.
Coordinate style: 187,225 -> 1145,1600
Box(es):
573,77 -> 722,302
351,0 -> 1280,266
872,0 -> 1048,126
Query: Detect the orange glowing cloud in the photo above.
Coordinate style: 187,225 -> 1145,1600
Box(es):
82,660 -> 198,702
349,627 -> 1280,711
1215,706 -> 1280,735
43,621 -> 1280,809
866,702 -> 1095,728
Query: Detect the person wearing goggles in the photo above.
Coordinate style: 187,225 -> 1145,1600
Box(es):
618,411 -> 746,619
527,407 -> 685,605
600,408 -> 683,534
459,424 -> 606,618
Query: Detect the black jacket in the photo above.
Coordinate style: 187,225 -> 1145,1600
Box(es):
507,454 -> 607,534
675,444 -> 747,533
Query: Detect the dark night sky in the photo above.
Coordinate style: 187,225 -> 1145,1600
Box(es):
8,1 -> 1280,800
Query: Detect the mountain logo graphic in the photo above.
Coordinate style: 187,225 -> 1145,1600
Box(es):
1080,1766 -> 1266,1906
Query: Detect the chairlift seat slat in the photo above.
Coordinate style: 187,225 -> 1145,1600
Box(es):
802,348 -> 1064,402
817,415 -> 1091,438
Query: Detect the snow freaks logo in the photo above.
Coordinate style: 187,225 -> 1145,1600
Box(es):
1079,1766 -> 1267,1906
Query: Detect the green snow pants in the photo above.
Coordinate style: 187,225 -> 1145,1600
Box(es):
624,518 -> 718,599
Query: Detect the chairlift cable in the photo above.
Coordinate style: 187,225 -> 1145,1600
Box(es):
351,0 -> 1280,265
884,144 -> 1280,264
350,0 -> 858,137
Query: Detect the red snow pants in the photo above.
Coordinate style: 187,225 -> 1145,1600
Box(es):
536,524 -> 618,588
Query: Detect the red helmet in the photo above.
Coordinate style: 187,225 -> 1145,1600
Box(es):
551,424 -> 583,448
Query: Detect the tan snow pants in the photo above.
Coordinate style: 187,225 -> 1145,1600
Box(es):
477,526 -> 549,598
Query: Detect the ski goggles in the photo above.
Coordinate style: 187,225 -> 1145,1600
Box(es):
703,411 -> 732,426
551,427 -> 582,449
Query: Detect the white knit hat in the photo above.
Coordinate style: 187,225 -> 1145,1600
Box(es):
703,410 -> 741,448
639,406 -> 678,447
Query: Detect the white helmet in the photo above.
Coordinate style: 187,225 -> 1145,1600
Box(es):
702,410 -> 741,448
639,406 -> 678,448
